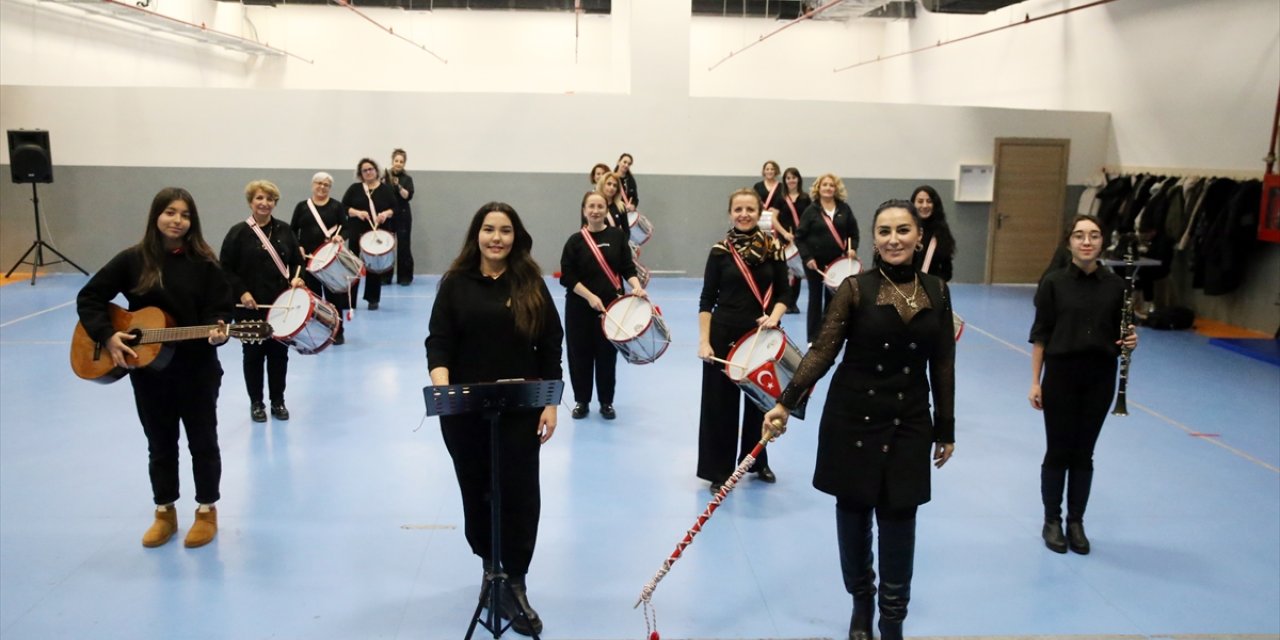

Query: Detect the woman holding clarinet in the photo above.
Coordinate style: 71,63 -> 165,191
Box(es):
1028,214 -> 1138,555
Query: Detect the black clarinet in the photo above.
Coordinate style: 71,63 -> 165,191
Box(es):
1111,237 -> 1137,416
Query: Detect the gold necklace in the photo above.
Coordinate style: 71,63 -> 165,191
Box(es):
879,268 -> 920,310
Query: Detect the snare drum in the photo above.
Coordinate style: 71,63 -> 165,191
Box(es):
627,211 -> 654,246
359,229 -> 396,274
760,210 -> 775,236
723,327 -> 810,418
267,288 -> 341,355
633,258 -> 651,288
822,256 -> 863,292
782,244 -> 804,279
307,239 -> 364,293
601,295 -> 671,365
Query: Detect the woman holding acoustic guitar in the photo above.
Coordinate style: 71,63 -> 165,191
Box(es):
75,187 -> 235,549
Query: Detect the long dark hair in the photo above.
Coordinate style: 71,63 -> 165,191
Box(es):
443,202 -> 547,338
870,198 -> 921,270
134,187 -> 218,294
783,167 -> 804,197
910,185 -> 956,258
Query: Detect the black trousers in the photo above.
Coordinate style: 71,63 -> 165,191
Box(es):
1041,353 -> 1117,471
441,410 -> 542,576
781,274 -> 802,310
301,271 -> 351,313
565,299 -> 618,405
697,320 -> 769,483
130,357 -> 222,505
349,270 -> 383,305
395,210 -> 414,284
242,339 -> 289,405
805,271 -> 834,343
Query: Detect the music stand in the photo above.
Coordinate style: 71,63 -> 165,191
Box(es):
423,379 -> 563,640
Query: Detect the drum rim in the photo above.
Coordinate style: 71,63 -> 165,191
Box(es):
268,289 -> 320,338
359,230 -> 396,255
308,242 -> 342,270
723,327 -> 786,381
601,294 -> 656,343
823,256 -> 863,287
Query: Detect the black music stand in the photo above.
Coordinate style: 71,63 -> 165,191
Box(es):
423,379 -> 563,640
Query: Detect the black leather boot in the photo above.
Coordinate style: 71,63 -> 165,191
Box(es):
836,505 -> 876,640
1041,465 -> 1068,553
500,574 -> 543,636
1042,518 -> 1067,554
1067,467 -> 1094,554
875,517 -> 915,640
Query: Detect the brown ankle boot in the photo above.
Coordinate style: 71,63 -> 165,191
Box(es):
184,506 -> 218,548
142,507 -> 178,548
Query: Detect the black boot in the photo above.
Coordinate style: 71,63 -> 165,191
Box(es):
876,516 -> 915,640
836,505 -> 876,640
1041,465 -> 1068,553
500,574 -> 543,636
1067,467 -> 1094,554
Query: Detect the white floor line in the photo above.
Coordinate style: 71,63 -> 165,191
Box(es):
0,300 -> 74,329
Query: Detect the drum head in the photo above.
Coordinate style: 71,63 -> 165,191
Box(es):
783,244 -> 798,260
309,241 -> 340,269
602,295 -> 654,341
360,229 -> 394,255
267,289 -> 316,337
725,328 -> 785,381
823,257 -> 863,289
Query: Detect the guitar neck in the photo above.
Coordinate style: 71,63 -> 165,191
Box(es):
136,325 -> 223,345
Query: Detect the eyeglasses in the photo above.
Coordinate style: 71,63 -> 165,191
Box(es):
361,167 -> 377,173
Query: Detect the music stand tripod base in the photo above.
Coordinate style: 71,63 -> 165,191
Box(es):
423,379 -> 563,639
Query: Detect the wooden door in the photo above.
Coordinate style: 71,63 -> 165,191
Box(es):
986,138 -> 1070,283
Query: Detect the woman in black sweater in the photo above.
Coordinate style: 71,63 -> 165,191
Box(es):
76,187 -> 233,549
696,188 -> 790,492
1029,215 -> 1138,555
795,173 -> 860,342
560,191 -> 647,420
615,152 -> 639,213
341,158 -> 397,310
596,170 -> 630,231
779,167 -> 810,313
909,185 -> 956,282
290,171 -> 349,343
426,202 -> 563,636
765,199 -> 956,640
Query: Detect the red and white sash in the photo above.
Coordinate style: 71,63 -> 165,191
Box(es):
246,216 -> 290,280
580,227 -> 623,294
820,207 -> 845,249
727,243 -> 774,313
306,199 -> 337,239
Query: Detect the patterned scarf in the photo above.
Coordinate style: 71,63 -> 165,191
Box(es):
717,227 -> 776,265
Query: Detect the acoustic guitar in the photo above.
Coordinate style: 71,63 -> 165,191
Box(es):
71,303 -> 271,384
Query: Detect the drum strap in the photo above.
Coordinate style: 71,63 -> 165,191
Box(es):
306,199 -> 337,239
364,187 -> 381,230
620,179 -> 633,209
922,236 -> 938,274
764,182 -> 779,212
785,195 -> 801,228
727,244 -> 774,312
245,217 -> 290,280
821,208 -> 845,249
580,228 -> 623,294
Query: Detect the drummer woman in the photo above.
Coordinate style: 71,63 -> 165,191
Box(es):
909,185 -> 956,282
426,202 -> 563,636
560,191 -> 647,421
779,167 -> 810,313
1029,214 -> 1137,555
341,158 -> 397,311
697,188 -> 790,492
581,163 -> 611,227
764,199 -> 955,640
290,171 -> 349,344
595,171 -> 630,231
614,152 -> 639,213
795,173 -> 859,343
753,160 -> 788,226
76,187 -> 233,549
220,179 -> 307,423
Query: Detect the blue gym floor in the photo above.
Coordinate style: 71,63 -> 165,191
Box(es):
1,275 -> 1277,640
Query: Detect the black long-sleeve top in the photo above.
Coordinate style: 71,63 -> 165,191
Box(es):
341,181 -> 398,249
607,202 -> 629,231
220,217 -> 304,314
753,180 -> 789,216
620,172 -> 639,208
778,193 -> 810,235
1029,262 -> 1125,358
559,227 -> 637,306
76,246 -> 233,364
290,198 -> 348,255
698,244 -> 790,328
426,270 -> 564,385
387,171 -> 415,216
913,223 -> 954,282
795,200 -> 859,267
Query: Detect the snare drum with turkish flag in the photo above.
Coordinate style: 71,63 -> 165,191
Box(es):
723,327 -> 810,419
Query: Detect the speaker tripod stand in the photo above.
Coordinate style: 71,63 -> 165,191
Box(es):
5,182 -> 87,285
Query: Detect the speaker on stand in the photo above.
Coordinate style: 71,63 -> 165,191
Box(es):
5,129 -> 88,284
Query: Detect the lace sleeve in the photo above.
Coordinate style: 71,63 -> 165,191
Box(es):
778,277 -> 860,409
930,281 -> 956,443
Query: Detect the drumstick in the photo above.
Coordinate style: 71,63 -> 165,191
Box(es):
236,304 -> 290,309
600,302 -> 629,337
703,355 -> 747,372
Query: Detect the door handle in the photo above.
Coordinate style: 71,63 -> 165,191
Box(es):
996,212 -> 1009,230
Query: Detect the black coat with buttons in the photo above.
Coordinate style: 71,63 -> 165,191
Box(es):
779,266 -> 955,509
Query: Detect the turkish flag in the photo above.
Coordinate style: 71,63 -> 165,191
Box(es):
748,362 -> 783,399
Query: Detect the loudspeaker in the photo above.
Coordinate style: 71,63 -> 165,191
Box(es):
8,130 -> 53,184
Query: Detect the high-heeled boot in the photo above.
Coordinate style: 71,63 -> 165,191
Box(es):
500,573 -> 543,636
836,505 -> 876,640
1066,467 -> 1094,554
1041,465 -> 1068,553
875,516 -> 915,640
